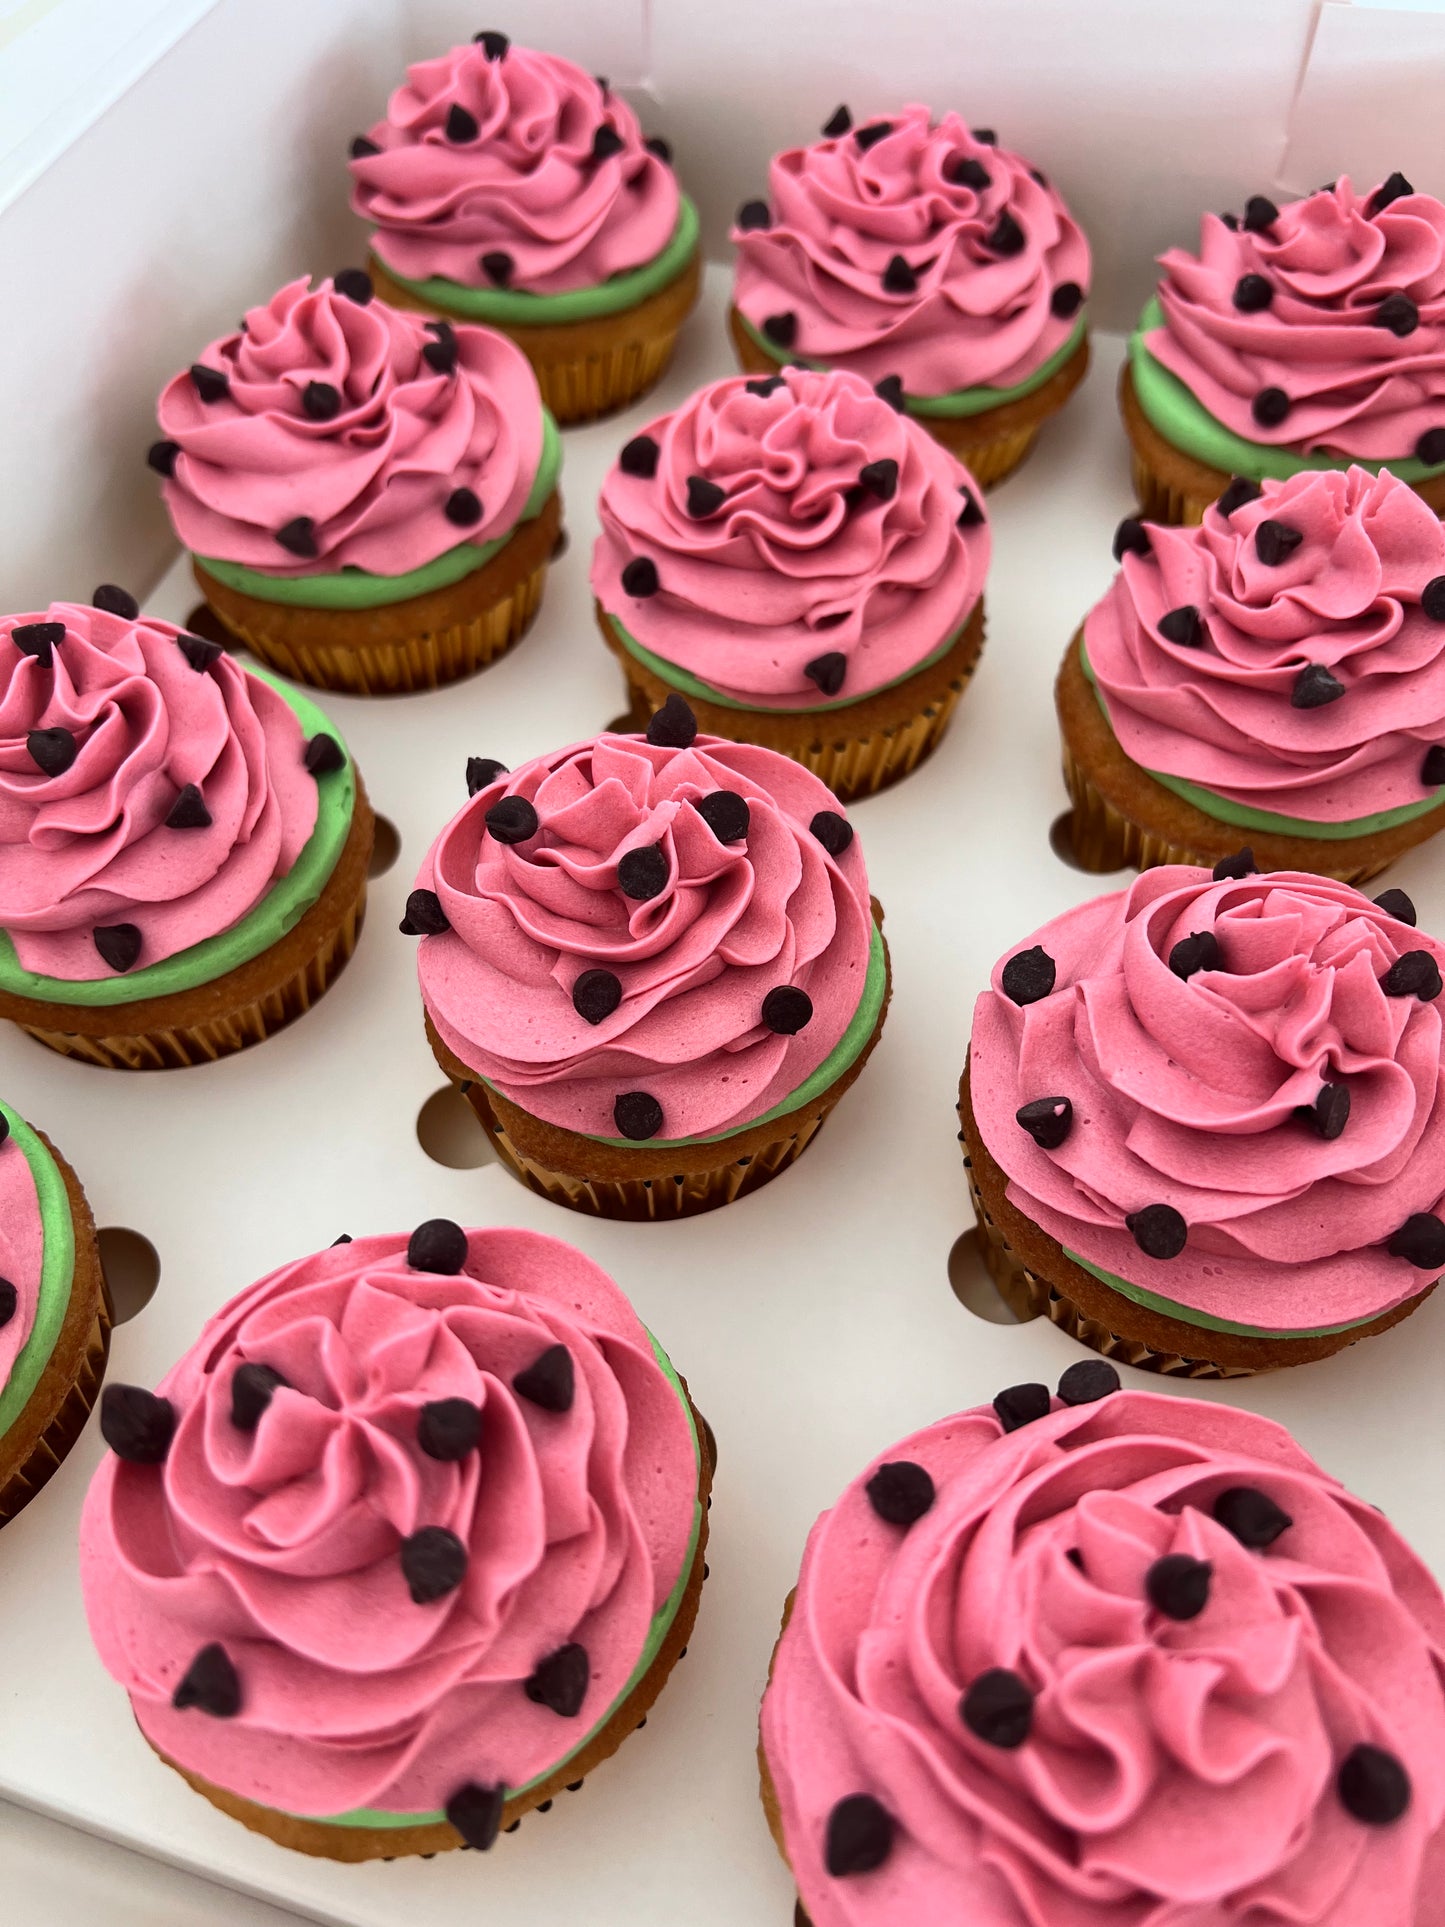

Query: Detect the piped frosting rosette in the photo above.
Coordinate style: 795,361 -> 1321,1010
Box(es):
762,1382 -> 1445,1926
592,366 -> 989,709
969,865 -> 1445,1337
731,103 -> 1089,399
80,1225 -> 702,1823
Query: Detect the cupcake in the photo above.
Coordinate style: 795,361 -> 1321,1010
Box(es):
591,366 -> 990,801
350,36 -> 700,423
0,1101 -> 107,1527
1123,174 -> 1445,524
960,863 -> 1445,1375
728,103 -> 1090,485
80,1222 -> 712,1861
154,273 -> 561,695
0,597 -> 371,1069
760,1380 -> 1445,1926
408,701 -> 889,1220
1060,466 -> 1445,882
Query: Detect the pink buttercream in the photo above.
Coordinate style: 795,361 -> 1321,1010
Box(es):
970,867 -> 1445,1332
1084,467 -> 1445,823
731,104 -> 1090,398
0,604 -> 318,981
79,1228 -> 698,1817
414,730 -> 876,1139
1150,177 -> 1445,459
762,1389 -> 1445,1927
0,1116 -> 43,1399
351,42 -> 678,293
590,367 -> 989,708
156,277 -> 543,577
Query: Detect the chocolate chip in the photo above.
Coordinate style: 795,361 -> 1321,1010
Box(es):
804,652 -> 846,697
573,969 -> 622,1026
445,102 -> 479,143
1381,950 -> 1443,1000
422,329 -> 459,376
1158,604 -> 1204,648
446,1782 -> 506,1852
178,632 -> 222,672
591,124 -> 625,163
100,1384 -> 176,1463
864,1461 -> 935,1526
1375,291 -> 1419,337
822,105 -> 852,138
1058,1359 -> 1121,1405
401,888 -> 448,937
1051,280 -> 1085,318
1220,212 -> 1240,231
695,791 -> 749,842
335,267 -> 373,304
745,375 -> 785,397
957,486 -> 985,528
737,199 -> 771,231
526,1643 -> 590,1717
173,1644 -> 241,1718
304,733 -> 345,775
1168,931 -> 1221,981
618,844 -> 669,900
1256,519 -> 1304,566
443,486 -> 483,527
1212,847 -> 1258,880
960,1669 -> 1034,1748
1423,747 -> 1445,787
407,1219 -> 468,1274
1369,171 -> 1414,216
165,783 -> 211,830
12,621 -> 64,667
1417,429 -> 1445,466
1292,664 -> 1346,708
972,127 -> 997,145
1001,946 -> 1055,1006
620,434 -> 660,480
1242,194 -> 1279,233
1387,1212 -> 1445,1268
418,1398 -> 482,1461
466,757 -> 507,797
1127,1203 -> 1187,1259
1252,387 -> 1291,428
0,1281 -> 13,1328
301,380 -> 341,422
1312,1082 -> 1351,1140
1339,1745 -> 1411,1824
190,364 -> 229,403
810,809 -> 853,856
94,924 -> 142,973
332,1234 -> 352,1245
276,516 -> 319,558
613,1091 -> 664,1140
1146,1553 -> 1212,1619
480,250 -> 513,286
993,1382 -> 1051,1432
1375,888 -> 1418,926
92,584 -> 140,620
513,1343 -> 575,1411
349,134 -> 380,159
1016,1097 -> 1073,1150
763,986 -> 813,1034
686,475 -> 726,519
26,728 -> 77,777
621,556 -> 660,597
475,29 -> 509,58
948,156 -> 991,190
231,1362 -> 286,1431
1212,1486 -> 1292,1548
882,253 -> 917,294
874,374 -> 905,411
401,1526 -> 468,1604
854,121 -> 892,151
1113,517 -> 1151,561
858,458 -> 899,501
147,440 -> 181,477
644,136 -> 672,163
1232,272 -> 1273,313
485,796 -> 539,844
985,211 -> 1026,256
1216,476 -> 1262,518
825,1795 -> 894,1877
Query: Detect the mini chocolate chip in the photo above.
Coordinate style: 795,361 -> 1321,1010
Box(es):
526,1643 -> 590,1717
1221,212 -> 1240,230
485,796 -> 540,844
1147,1553 -> 1212,1619
475,29 -> 509,58
1242,194 -> 1279,233
1216,476 -> 1262,518
1213,1486 -> 1292,1548
402,888 -> 449,936
94,924 -> 142,973
190,363 -> 229,403
92,584 -> 140,620
350,134 -> 380,158
1113,517 -> 1151,561
822,105 -> 852,138
1256,519 -> 1304,566
620,434 -> 660,479
865,1461 -> 935,1526
695,791 -> 750,842
686,474 -> 726,519
618,844 -> 670,900
418,1398 -> 482,1461
1339,1745 -> 1412,1824
1051,281 -> 1085,320
960,1669 -> 1035,1748
12,621 -> 64,668
993,1382 -> 1051,1432
645,693 -> 697,750
825,1795 -> 894,1877
332,1234 -> 352,1245
810,809 -> 853,856
401,1526 -> 468,1604
0,1280 -> 13,1328
173,1644 -> 241,1717
423,330 -> 459,375
1387,1211 -> 1445,1268
1292,664 -> 1346,708
874,374 -> 905,411
147,439 -> 181,477
948,156 -> 991,190
26,728 -> 77,777
1381,950 -> 1443,1000
1001,946 -> 1056,1006
613,1091 -> 664,1140
858,458 -> 899,501
1423,746 -> 1445,787
1127,1203 -> 1187,1259
1233,272 -> 1273,312
1369,171 -> 1414,216
1375,887 -> 1418,926
957,486 -> 985,527
763,985 -> 814,1034
1158,604 -> 1204,648
445,102 -> 479,143
445,486 -> 483,527
573,969 -> 622,1026
165,783 -> 211,830
972,127 -> 997,146
1016,1097 -> 1073,1150
1313,1082 -> 1351,1140
644,136 -> 672,163
302,381 -> 341,422
100,1384 -> 176,1463
1066,1547 -> 1085,1570
178,632 -> 222,672
746,375 -> 785,397
1058,1359 -> 1121,1405
1375,291 -> 1419,337
762,311 -> 800,351
855,121 -> 893,151
1213,847 -> 1258,880
1169,930 -> 1222,980
1417,429 -> 1445,466
446,1782 -> 506,1852
584,122 -> 622,163
882,253 -> 917,294
1253,387 -> 1291,428
480,250 -> 513,286
304,733 -> 345,775
466,756 -> 507,797
621,556 -> 660,597
407,1219 -> 468,1274
334,267 -> 373,304
276,516 -> 319,558
986,210 -> 1026,256
804,652 -> 846,697
231,1362 -> 286,1431
514,1343 -> 575,1411
737,199 -> 771,231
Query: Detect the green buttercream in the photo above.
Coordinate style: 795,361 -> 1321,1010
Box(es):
0,1104 -> 76,1441
194,409 -> 563,611
375,197 -> 700,326
307,1330 -> 702,1830
738,312 -> 1087,417
1079,637 -> 1445,841
482,918 -> 888,1148
0,672 -> 355,1006
1062,1245 -> 1390,1341
1129,295 -> 1445,485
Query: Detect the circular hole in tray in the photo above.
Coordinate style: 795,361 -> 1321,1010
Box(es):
1049,810 -> 1127,876
368,814 -> 401,879
948,1226 -> 1026,1326
98,1227 -> 161,1324
416,1085 -> 496,1171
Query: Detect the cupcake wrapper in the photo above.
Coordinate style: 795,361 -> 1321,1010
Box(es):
1127,446 -> 1216,528
0,1293 -> 110,1523
525,328 -> 688,425
927,420 -> 1043,488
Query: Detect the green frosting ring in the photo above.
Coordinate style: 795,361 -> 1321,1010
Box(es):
0,1103 -> 77,1440
737,312 -> 1087,417
1129,295 -> 1445,485
373,197 -> 701,326
479,917 -> 887,1149
605,610 -> 973,715
0,672 -> 356,1007
194,410 -> 562,611
1079,638 -> 1445,840
301,1329 -> 702,1829
1061,1245 -> 1401,1341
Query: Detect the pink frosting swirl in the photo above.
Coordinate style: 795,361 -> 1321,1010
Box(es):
590,367 -> 989,708
79,1227 -> 699,1817
731,104 -> 1090,397
0,603 -> 318,980
155,277 -> 544,576
0,1118 -> 42,1397
1085,466 -> 1445,822
414,729 -> 875,1138
762,1388 -> 1445,1927
350,41 -> 678,292
970,867 -> 1445,1332
1150,176 -> 1445,459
